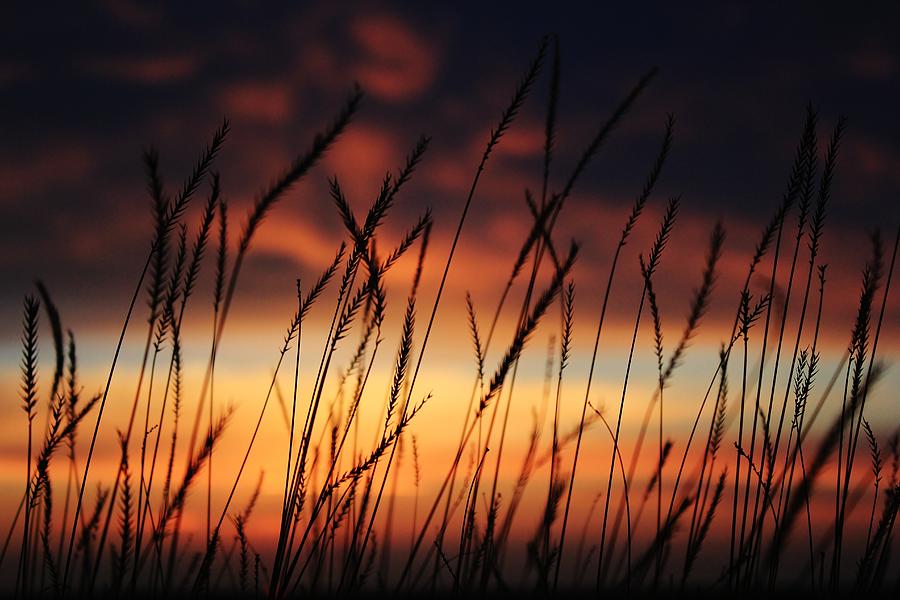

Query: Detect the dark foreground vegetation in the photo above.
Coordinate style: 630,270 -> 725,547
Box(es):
3,36 -> 898,598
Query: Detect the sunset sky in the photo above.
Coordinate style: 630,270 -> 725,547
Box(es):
1,1 -> 899,587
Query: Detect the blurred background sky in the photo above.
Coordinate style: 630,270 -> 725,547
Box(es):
1,0 -> 898,566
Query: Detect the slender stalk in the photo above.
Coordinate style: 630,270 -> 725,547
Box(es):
835,224 -> 897,585
734,108 -> 815,583
597,199 -> 678,588
554,113 -> 673,592
18,296 -> 40,598
383,38 -> 551,591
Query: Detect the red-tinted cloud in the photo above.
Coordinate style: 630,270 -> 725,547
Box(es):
221,81 -> 295,124
323,123 -> 403,197
0,144 -> 96,204
844,136 -> 900,183
350,14 -> 439,102
85,53 -> 202,84
99,0 -> 163,29
846,47 -> 897,80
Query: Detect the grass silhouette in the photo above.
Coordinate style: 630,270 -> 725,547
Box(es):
2,36 -> 899,598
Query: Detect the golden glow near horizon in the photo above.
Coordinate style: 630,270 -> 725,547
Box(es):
1,268 -> 895,555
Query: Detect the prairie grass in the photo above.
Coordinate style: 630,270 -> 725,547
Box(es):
2,37 -> 899,599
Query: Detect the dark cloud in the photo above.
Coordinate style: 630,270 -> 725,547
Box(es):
2,1 -> 899,343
